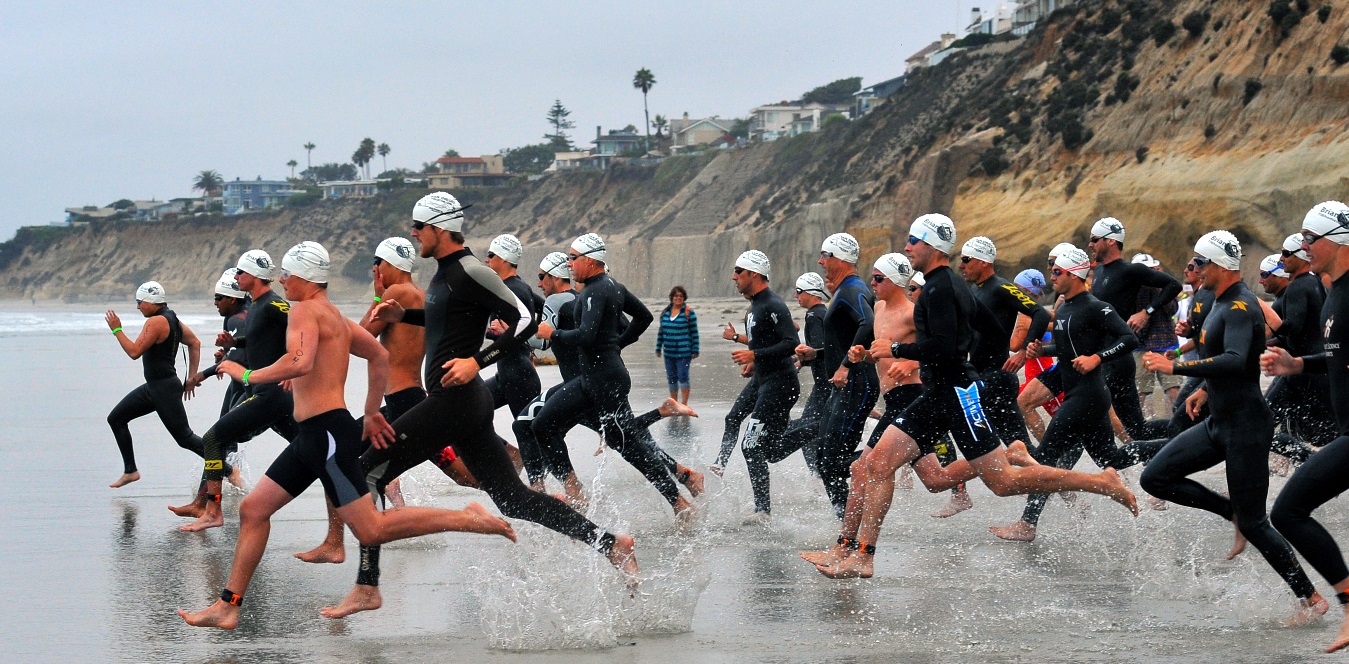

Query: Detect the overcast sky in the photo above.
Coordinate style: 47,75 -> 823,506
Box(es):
0,1 -> 964,240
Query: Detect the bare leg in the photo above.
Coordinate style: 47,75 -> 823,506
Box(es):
817,429 -> 923,579
110,471 -> 140,488
1004,440 -> 1038,467
180,480 -> 224,531
675,464 -> 704,497
932,485 -> 974,519
295,499 -> 346,564
802,449 -> 871,566
971,448 -> 1138,515
340,500 -> 516,547
1109,408 -> 1133,443
385,477 -> 405,508
1018,382 -> 1052,444
562,472 -> 588,509
1226,520 -> 1248,560
680,388 -> 690,406
1327,580 -> 1349,652
608,534 -> 639,586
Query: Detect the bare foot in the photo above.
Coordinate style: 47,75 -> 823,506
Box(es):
708,464 -> 724,478
463,502 -> 516,541
741,510 -> 770,527
109,472 -> 141,488
168,497 -> 206,518
178,600 -> 238,630
607,534 -> 639,587
677,465 -> 705,497
1226,521 -> 1247,560
675,498 -> 697,527
226,466 -> 246,492
1005,440 -> 1037,467
931,488 -> 973,518
658,397 -> 699,418
321,584 -> 383,619
1270,453 -> 1292,478
386,478 -> 406,508
1327,603 -> 1349,652
294,541 -> 345,564
1098,468 -> 1139,516
896,464 -> 914,490
1147,496 -> 1168,511
1286,593 -> 1328,627
816,553 -> 873,579
990,520 -> 1037,542
180,505 -> 224,532
800,544 -> 847,567
562,476 -> 588,510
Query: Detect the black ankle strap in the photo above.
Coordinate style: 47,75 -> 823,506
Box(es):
220,589 -> 243,607
1337,591 -> 1349,605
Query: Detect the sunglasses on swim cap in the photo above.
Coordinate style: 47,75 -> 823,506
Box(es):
1190,256 -> 1213,269
871,274 -> 887,283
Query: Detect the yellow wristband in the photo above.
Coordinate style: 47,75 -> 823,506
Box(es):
111,327 -> 122,335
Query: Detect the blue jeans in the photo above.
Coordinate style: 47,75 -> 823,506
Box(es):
663,355 -> 692,392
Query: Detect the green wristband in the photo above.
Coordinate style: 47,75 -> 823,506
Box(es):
111,327 -> 123,335
242,369 -> 251,386
373,296 -> 382,303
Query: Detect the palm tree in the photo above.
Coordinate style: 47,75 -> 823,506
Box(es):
378,143 -> 390,174
633,68 -> 656,152
652,114 -> 668,139
192,170 -> 223,206
287,160 -> 298,178
355,138 -> 377,179
303,142 -> 316,170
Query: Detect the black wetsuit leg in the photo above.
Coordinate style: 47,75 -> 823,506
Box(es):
781,384 -> 831,474
487,368 -> 544,482
981,369 -> 1030,445
1104,354 -> 1167,440
108,377 -> 204,474
1270,374 -> 1335,460
741,375 -> 800,513
817,369 -> 880,517
715,379 -> 759,468
1271,434 -> 1349,588
1140,414 -> 1316,598
201,386 -> 295,481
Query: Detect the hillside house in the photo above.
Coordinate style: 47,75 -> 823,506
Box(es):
967,3 -> 1016,36
592,127 -> 644,157
853,75 -> 907,116
223,177 -> 303,214
750,103 -> 851,141
546,151 -> 594,172
64,206 -> 120,223
669,114 -> 732,150
320,180 -> 379,199
427,155 -> 513,188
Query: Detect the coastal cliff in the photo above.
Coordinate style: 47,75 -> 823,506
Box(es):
5,0 -> 1349,301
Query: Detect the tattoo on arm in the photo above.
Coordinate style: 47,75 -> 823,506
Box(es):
293,333 -> 304,363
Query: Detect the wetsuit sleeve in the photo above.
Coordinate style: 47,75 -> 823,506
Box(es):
801,312 -> 824,365
840,291 -> 875,368
1173,303 -> 1255,378
891,290 -> 961,363
1301,352 -> 1328,374
401,308 -> 426,327
754,302 -> 799,365
616,288 -> 653,348
1128,264 -> 1183,313
462,263 -> 538,367
1273,283 -> 1312,344
1096,304 -> 1139,360
998,283 -> 1050,347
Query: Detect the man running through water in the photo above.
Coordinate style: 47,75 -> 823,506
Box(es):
175,250 -> 298,531
991,246 -> 1167,542
104,281 -> 205,488
356,194 -> 637,587
177,241 -> 515,630
778,272 -> 831,476
1266,232 -> 1336,455
1139,230 -> 1327,625
533,233 -> 693,521
812,214 -> 1137,580
711,250 -> 801,522
483,233 -> 544,477
1265,201 -> 1349,651
814,232 -> 880,517
188,269 -> 250,417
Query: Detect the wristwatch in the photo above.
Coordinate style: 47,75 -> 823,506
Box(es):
1145,305 -> 1156,316
733,333 -> 741,343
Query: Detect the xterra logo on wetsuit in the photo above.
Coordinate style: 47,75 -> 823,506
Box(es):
271,301 -> 290,314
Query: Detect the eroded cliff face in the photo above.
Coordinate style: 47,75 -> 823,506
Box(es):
5,0 -> 1349,301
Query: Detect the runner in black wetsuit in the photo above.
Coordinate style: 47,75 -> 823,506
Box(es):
532,233 -> 693,519
1086,217 -> 1181,441
179,251 -> 301,532
711,251 -> 800,520
993,246 -> 1165,542
1266,233 -> 1335,454
104,281 -> 205,489
959,235 -> 1049,447
1139,230 -> 1324,620
359,194 -> 637,576
779,272 -> 831,476
810,215 -> 1136,580
1267,201 -> 1349,650
200,269 -> 250,415
483,234 -> 545,479
815,232 -> 879,517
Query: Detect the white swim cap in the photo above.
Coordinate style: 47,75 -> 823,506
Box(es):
1091,217 -> 1126,244
214,268 -> 246,298
375,237 -> 416,273
873,252 -> 914,287
413,191 -> 468,231
910,271 -> 925,287
282,241 -> 331,284
1131,252 -> 1160,268
796,272 -> 829,299
570,233 -> 606,263
237,249 -> 276,280
540,251 -> 571,280
1282,233 -> 1308,261
1048,242 -> 1076,262
1014,269 -> 1047,296
735,249 -> 771,278
1054,246 -> 1092,279
1260,255 -> 1289,278
821,232 -> 860,264
1193,230 -> 1242,271
136,281 -> 167,304
488,234 -> 524,266
908,214 -> 956,254
961,236 -> 996,264
1302,201 -> 1349,246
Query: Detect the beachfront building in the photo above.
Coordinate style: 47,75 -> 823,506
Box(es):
967,4 -> 1016,36
1012,0 -> 1077,35
133,200 -> 175,221
222,177 -> 304,214
546,150 -> 594,172
319,180 -> 379,199
669,114 -> 732,151
426,155 -> 515,189
749,103 -> 851,141
592,127 -> 644,157
853,75 -> 907,117
64,206 -> 121,223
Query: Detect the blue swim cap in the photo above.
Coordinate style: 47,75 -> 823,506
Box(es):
1014,269 -> 1047,297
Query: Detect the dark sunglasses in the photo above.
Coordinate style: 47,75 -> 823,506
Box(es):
906,285 -> 919,293
1088,236 -> 1104,244
819,250 -> 834,260
871,274 -> 887,283
1281,249 -> 1298,257
486,251 -> 498,260
959,256 -> 974,263
411,221 -> 427,231
1259,270 -> 1276,279
372,257 -> 384,266
1190,256 -> 1213,269
537,272 -> 548,281
733,266 -> 746,275
1050,268 -> 1066,277
213,294 -> 228,302
906,236 -> 922,246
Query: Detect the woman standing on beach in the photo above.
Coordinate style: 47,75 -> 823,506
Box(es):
656,285 -> 698,405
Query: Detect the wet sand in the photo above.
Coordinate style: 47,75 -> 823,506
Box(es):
1,301 -> 1345,662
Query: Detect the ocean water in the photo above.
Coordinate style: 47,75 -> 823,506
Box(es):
0,300 -> 1344,663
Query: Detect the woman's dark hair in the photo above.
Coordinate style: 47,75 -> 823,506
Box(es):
668,285 -> 688,302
